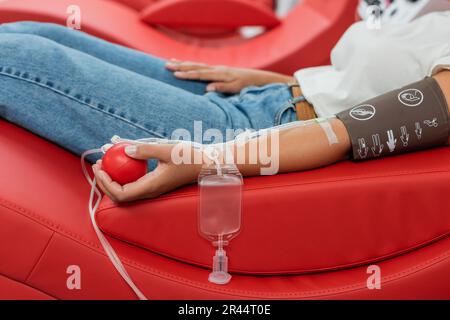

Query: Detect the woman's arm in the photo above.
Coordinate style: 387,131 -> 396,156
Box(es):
92,119 -> 350,202
238,70 -> 450,174
166,59 -> 295,93
93,71 -> 450,202
230,119 -> 351,176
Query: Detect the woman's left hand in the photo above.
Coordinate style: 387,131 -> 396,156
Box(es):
93,143 -> 203,202
166,59 -> 294,94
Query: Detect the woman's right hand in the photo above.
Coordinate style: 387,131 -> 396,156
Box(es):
166,59 -> 294,94
93,143 -> 204,203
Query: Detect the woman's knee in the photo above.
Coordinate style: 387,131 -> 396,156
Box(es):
0,21 -> 66,37
0,32 -> 64,66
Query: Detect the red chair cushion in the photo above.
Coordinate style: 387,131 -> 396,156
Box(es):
1,121 -> 449,299
97,147 -> 450,275
139,0 -> 281,29
110,0 -> 157,11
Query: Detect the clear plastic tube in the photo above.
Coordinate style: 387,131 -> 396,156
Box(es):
81,149 -> 148,300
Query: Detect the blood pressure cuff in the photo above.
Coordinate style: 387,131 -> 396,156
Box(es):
336,77 -> 449,161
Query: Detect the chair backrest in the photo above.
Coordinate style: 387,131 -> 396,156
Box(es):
0,0 -> 357,73
109,0 -> 274,12
285,0 -> 357,23
109,0 -> 156,11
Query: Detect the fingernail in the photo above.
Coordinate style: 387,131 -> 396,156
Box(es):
206,85 -> 215,92
125,145 -> 137,156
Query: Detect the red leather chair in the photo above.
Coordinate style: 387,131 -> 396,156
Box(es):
0,0 -> 449,300
1,120 -> 449,300
0,0 -> 357,74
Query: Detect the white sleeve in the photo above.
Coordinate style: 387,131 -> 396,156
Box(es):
431,52 -> 450,75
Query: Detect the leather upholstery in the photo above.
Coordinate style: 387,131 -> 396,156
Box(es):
110,0 -> 274,13
139,0 -> 281,29
0,0 -> 448,299
97,147 -> 450,274
0,0 -> 357,74
1,120 -> 449,299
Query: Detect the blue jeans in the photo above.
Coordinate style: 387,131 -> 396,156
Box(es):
0,22 -> 297,161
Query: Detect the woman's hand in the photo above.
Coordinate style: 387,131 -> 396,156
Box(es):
166,59 -> 294,94
93,143 -> 203,203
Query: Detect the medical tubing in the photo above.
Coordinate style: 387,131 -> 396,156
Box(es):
81,149 -> 148,300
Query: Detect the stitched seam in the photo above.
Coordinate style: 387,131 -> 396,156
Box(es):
99,168 -> 450,210
0,68 -> 165,138
241,168 -> 450,193
0,198 -> 104,251
0,272 -> 58,300
274,101 -> 295,126
24,232 -> 55,282
1,196 -> 449,297
94,231 -> 450,276
295,253 -> 450,299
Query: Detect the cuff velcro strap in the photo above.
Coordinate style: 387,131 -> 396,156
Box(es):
336,77 -> 449,160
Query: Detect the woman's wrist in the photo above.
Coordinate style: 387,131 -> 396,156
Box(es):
203,139 -> 271,177
255,70 -> 295,86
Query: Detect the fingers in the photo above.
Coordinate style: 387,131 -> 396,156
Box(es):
93,159 -> 144,202
173,69 -> 234,82
165,59 -> 209,72
206,81 -> 242,94
93,161 -> 115,200
124,143 -> 174,162
94,168 -> 141,202
95,165 -> 169,202
94,149 -> 202,203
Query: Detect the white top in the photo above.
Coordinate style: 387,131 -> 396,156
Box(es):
295,11 -> 450,117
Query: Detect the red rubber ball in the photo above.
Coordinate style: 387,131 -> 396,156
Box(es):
101,143 -> 148,185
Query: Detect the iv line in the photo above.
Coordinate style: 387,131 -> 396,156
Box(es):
81,149 -> 148,300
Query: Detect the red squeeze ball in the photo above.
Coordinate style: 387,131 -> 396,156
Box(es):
101,143 -> 148,185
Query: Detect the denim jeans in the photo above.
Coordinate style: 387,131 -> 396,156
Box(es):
0,22 -> 297,161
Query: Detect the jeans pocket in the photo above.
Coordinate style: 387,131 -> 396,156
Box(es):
274,101 -> 296,126
240,83 -> 287,97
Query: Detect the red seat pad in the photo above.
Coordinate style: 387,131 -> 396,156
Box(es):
0,120 -> 449,299
97,147 -> 450,274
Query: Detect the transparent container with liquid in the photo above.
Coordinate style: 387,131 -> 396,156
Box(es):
198,163 -> 243,285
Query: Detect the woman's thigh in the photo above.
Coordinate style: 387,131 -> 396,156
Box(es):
0,21 -> 207,94
0,33 -> 249,158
